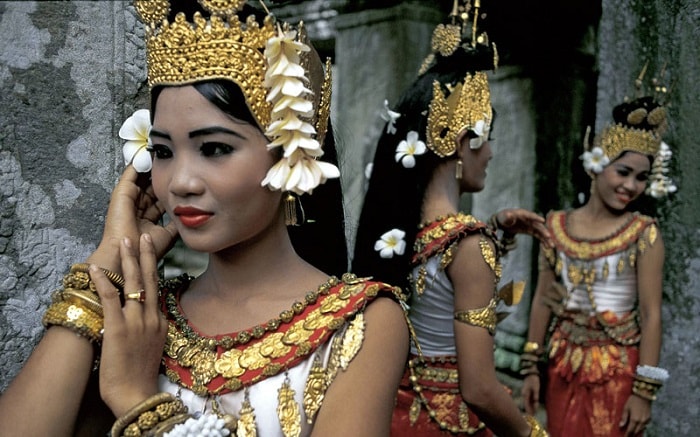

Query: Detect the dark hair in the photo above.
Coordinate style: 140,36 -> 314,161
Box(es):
151,79 -> 348,277
352,42 -> 496,292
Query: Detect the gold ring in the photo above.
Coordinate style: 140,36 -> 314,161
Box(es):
125,289 -> 146,303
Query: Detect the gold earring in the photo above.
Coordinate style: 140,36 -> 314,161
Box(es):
455,159 -> 463,180
284,192 -> 298,226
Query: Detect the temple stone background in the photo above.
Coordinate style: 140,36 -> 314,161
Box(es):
1,1 -> 698,434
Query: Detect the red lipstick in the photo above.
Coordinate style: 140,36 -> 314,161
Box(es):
173,206 -> 213,228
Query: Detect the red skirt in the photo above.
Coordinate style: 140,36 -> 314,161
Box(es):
391,356 -> 491,436
545,311 -> 640,437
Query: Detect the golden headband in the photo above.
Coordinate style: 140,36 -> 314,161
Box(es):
133,0 -> 337,195
426,71 -> 492,157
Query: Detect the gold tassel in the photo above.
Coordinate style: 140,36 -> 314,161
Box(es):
284,192 -> 297,226
455,159 -> 463,180
237,394 -> 257,437
303,356 -> 328,424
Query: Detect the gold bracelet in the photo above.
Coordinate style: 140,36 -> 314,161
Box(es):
42,301 -> 103,344
632,379 -> 659,401
524,414 -> 549,437
111,392 -> 188,437
523,341 -> 543,355
70,263 -> 125,290
59,288 -> 104,317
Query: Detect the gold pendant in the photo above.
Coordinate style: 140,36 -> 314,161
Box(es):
339,313 -> 365,370
237,395 -> 257,437
277,378 -> 301,437
303,356 -> 328,424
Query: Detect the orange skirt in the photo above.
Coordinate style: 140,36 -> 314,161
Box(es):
391,356 -> 491,436
545,311 -> 640,437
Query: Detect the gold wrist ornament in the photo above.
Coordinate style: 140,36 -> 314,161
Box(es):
42,300 -> 103,344
524,414 -> 549,436
632,364 -> 669,402
110,392 -> 189,437
520,341 -> 544,377
69,262 -> 125,291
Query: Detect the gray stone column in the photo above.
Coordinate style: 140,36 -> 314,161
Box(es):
0,0 -> 142,390
333,3 -> 442,255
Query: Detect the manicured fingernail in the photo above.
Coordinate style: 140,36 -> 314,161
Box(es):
143,233 -> 152,243
89,264 -> 99,273
124,237 -> 132,248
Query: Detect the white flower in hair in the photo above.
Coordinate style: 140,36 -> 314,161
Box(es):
580,146 -> 610,174
374,228 -> 406,259
262,27 -> 339,194
469,119 -> 490,149
365,162 -> 374,180
380,99 -> 401,134
395,131 -> 426,168
119,109 -> 152,173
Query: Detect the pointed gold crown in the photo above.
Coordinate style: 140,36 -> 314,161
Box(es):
133,0 -> 330,143
133,0 -> 337,195
424,0 -> 497,157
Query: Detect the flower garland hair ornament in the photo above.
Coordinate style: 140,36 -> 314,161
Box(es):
380,99 -> 401,135
119,109 -> 153,173
260,25 -> 339,195
646,141 -> 677,198
395,131 -> 427,168
375,229 -> 407,259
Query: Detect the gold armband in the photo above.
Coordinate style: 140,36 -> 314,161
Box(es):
524,414 -> 549,436
42,300 -> 103,344
478,237 -> 502,281
454,297 -> 497,335
110,392 -> 189,437
59,288 -> 104,317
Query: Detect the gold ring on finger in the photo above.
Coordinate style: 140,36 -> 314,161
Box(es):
125,289 -> 146,303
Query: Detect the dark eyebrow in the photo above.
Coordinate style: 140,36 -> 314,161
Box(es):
149,126 -> 247,140
189,126 -> 247,140
150,129 -> 170,140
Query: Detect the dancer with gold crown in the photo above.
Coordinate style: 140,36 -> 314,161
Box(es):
521,66 -> 674,436
352,1 -> 550,436
0,1 -> 408,435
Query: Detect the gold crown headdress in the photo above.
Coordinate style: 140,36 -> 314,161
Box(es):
584,63 -> 676,197
423,0 -> 498,157
133,0 -> 338,195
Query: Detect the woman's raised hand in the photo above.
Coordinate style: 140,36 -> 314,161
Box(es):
91,234 -> 168,417
494,208 -> 552,247
91,166 -> 178,271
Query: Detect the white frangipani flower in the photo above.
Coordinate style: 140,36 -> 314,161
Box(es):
374,228 -> 406,259
580,146 -> 610,174
119,109 -> 152,173
365,162 -> 374,180
469,119 -> 490,149
395,131 -> 426,168
380,99 -> 401,134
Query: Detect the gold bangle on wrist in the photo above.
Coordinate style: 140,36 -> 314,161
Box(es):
524,414 -> 549,437
42,300 -> 103,344
111,392 -> 188,437
523,341 -> 542,355
70,263 -> 125,290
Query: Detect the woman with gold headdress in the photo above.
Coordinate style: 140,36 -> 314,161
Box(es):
521,85 -> 674,436
0,1 -> 408,435
352,2 -> 550,436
